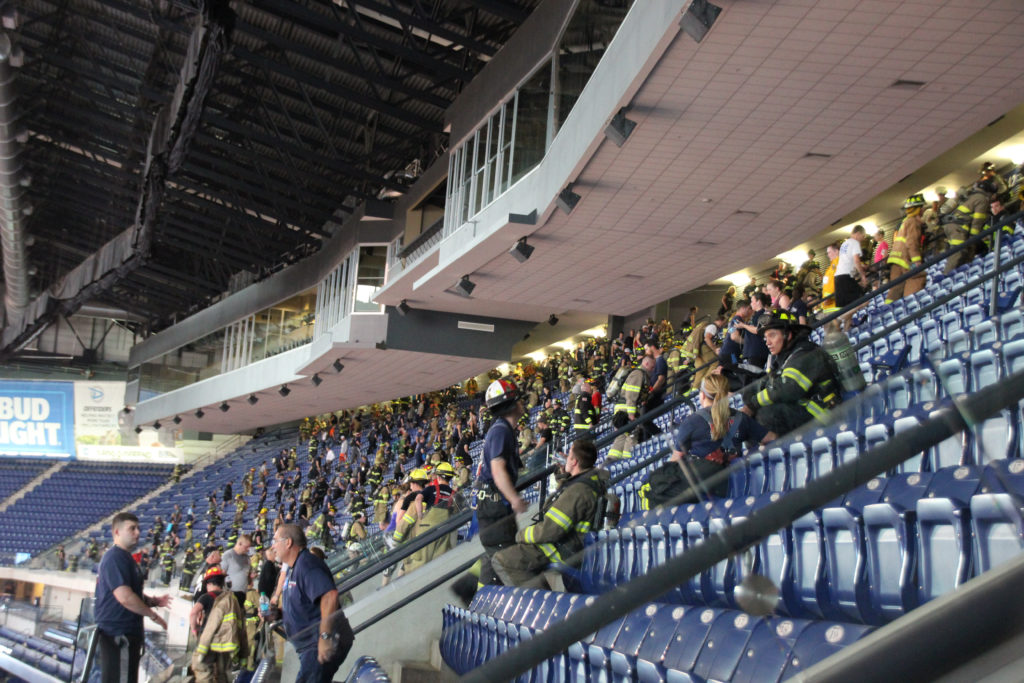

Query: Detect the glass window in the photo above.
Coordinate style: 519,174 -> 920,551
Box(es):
353,245 -> 387,313
511,59 -> 552,185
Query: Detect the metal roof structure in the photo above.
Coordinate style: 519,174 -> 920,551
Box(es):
1,0 -> 538,353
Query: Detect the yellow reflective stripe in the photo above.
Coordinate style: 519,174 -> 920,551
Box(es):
196,644 -> 209,655
948,239 -> 964,245
538,543 -> 561,562
210,643 -> 239,653
621,384 -> 641,392
393,530 -> 405,541
887,256 -> 909,268
402,514 -> 415,525
782,367 -> 812,392
911,256 -> 922,263
756,388 -> 772,407
894,236 -> 907,242
545,507 -> 573,531
523,525 -> 536,544
576,521 -> 591,533
221,612 -> 236,623
956,205 -> 970,214
972,212 -> 987,219
802,399 -> 828,421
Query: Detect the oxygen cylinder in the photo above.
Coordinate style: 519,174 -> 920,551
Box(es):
822,323 -> 866,393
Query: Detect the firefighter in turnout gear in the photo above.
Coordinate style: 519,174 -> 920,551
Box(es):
161,545 -> 176,585
613,361 -> 647,420
192,567 -> 247,683
572,380 -> 599,438
491,440 -> 607,587
405,464 -> 457,572
886,194 -> 927,303
606,411 -> 635,460
549,399 -> 571,436
944,173 -> 997,273
180,544 -> 200,592
741,311 -> 842,436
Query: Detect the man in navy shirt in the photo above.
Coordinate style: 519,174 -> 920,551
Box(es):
452,379 -> 527,604
94,512 -> 169,683
273,523 -> 353,683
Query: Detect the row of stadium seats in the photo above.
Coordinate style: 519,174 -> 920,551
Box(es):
442,585 -> 873,682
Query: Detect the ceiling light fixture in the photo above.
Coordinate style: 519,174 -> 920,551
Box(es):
172,415 -> 182,425
509,238 -> 535,263
680,0 -> 721,43
195,408 -> 205,419
152,421 -> 161,430
311,373 -> 323,387
556,186 -> 581,214
548,314 -> 559,326
604,108 -> 637,147
333,358 -> 345,373
453,275 -> 476,298
219,402 -> 230,412
279,385 -> 291,397
396,300 -> 411,316
247,394 -> 259,405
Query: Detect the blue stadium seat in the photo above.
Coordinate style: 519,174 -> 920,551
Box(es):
730,618 -> 811,683
970,493 -> 1024,574
608,603 -> 660,683
635,605 -> 687,682
660,607 -> 721,681
688,610 -> 759,682
936,355 -> 970,396
787,512 -> 826,619
780,622 -> 874,679
915,466 -> 982,604
862,472 -> 933,621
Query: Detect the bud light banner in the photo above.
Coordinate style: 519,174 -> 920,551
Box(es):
0,380 -> 75,457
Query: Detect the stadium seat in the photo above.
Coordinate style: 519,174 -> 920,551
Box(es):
780,622 -> 874,679
970,493 -> 1024,574
688,610 -> 759,682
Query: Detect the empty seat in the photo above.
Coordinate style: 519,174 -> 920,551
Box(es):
689,610 -> 759,682
781,622 -> 874,679
635,605 -> 688,682
970,493 -> 1024,574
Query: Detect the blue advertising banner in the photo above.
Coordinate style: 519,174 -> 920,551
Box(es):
0,380 -> 75,457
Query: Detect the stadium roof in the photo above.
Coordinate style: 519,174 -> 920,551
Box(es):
1,0 -> 538,349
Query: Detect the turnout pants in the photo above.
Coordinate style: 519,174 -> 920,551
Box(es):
885,264 -> 925,303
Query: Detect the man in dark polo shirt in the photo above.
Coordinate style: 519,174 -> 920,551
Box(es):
273,523 -> 353,683
94,512 -> 169,683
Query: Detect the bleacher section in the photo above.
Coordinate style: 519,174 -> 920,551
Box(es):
0,459 -> 52,503
439,225 -> 1024,679
0,624 -> 83,681
0,462 -> 174,564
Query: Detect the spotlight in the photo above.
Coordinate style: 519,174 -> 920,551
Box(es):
311,373 -> 323,387
195,408 -> 205,419
509,238 -> 535,263
153,421 -> 161,430
604,108 -> 637,147
556,186 -> 581,214
279,385 -> 291,397
172,415 -> 182,425
122,406 -> 131,415
219,402 -> 230,412
134,426 -> 142,434
248,394 -> 259,405
453,275 -> 476,298
333,358 -> 345,373
680,0 -> 721,43
548,314 -> 559,326
396,300 -> 411,317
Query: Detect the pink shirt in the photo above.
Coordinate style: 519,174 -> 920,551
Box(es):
873,240 -> 890,263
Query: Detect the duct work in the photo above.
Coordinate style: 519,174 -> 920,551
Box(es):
0,30 -> 30,323
0,0 -> 233,358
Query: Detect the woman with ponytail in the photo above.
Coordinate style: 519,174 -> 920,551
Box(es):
666,374 -> 771,498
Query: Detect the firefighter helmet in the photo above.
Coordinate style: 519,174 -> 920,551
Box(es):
485,379 -> 520,412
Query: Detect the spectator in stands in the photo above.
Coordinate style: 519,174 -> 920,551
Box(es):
718,285 -> 736,316
718,300 -> 751,366
834,225 -> 869,325
644,338 -> 668,410
735,293 -> 771,369
764,279 -> 783,306
273,523 -> 353,683
94,512 -> 168,683
491,439 -> 606,588
819,242 -> 840,314
221,534 -> 252,607
740,311 -> 841,436
639,374 -> 771,509
451,379 -> 527,605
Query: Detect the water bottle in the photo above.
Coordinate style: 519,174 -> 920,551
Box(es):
259,593 -> 269,615
822,323 -> 866,393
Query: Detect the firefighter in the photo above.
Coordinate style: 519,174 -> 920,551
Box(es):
549,399 -> 571,436
740,311 -> 842,436
606,411 -> 635,460
572,379 -> 599,438
161,546 -> 176,585
886,193 -> 927,303
944,171 -> 998,273
180,543 -> 200,593
192,567 -> 247,683
491,439 -> 606,587
405,462 -> 457,571
614,359 -> 648,421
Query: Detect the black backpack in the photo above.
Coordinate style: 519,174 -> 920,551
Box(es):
637,410 -> 741,510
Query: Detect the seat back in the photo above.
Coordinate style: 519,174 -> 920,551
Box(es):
690,611 -> 759,682
916,497 -> 973,604
781,622 -> 874,679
